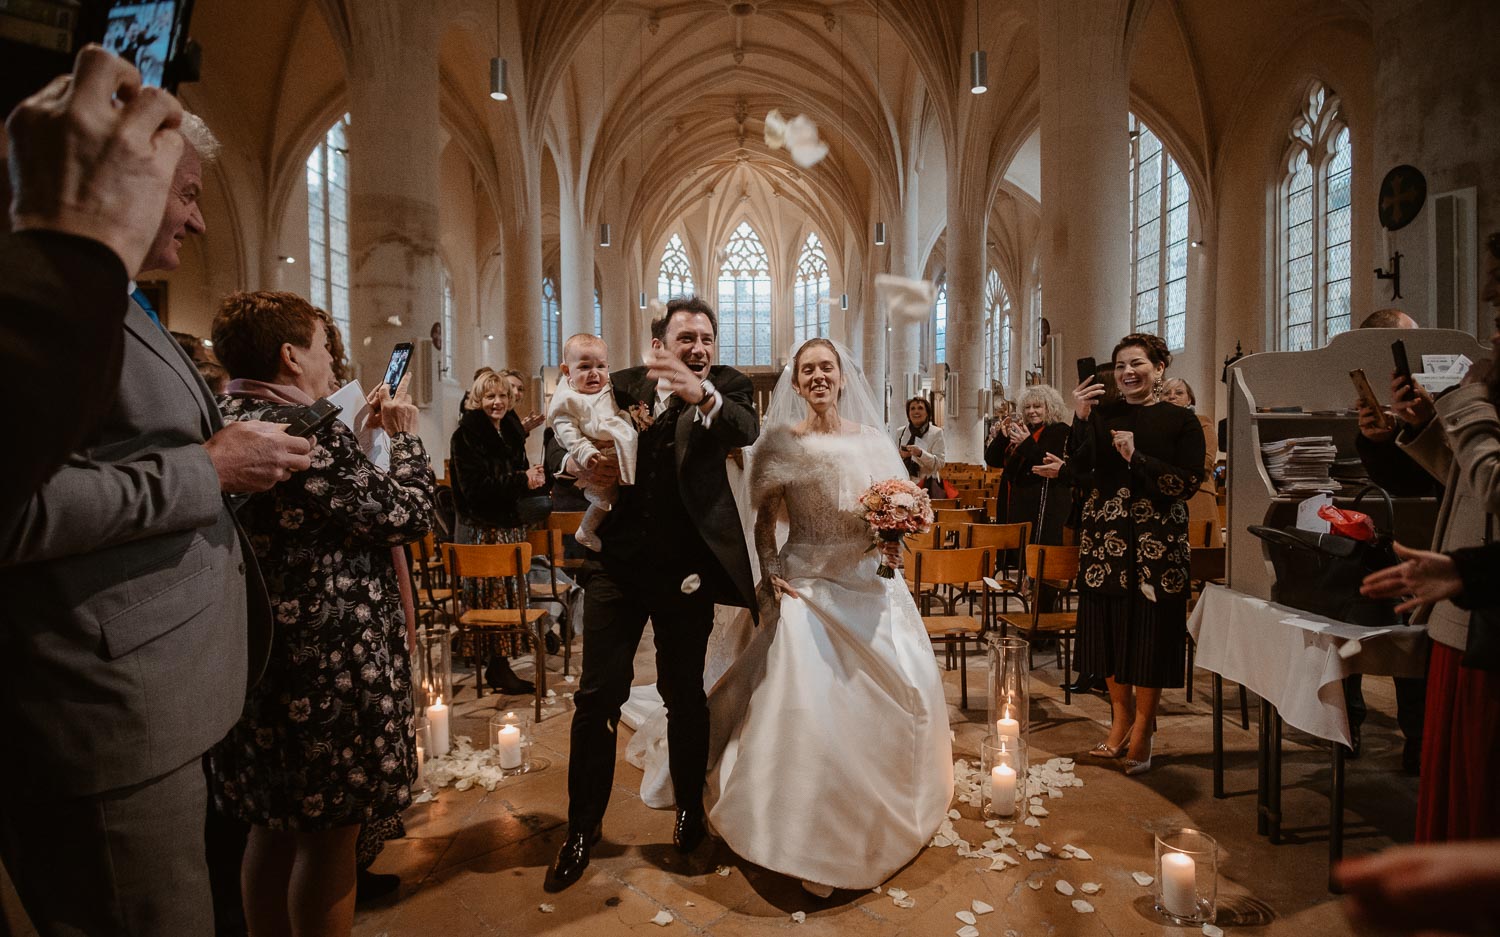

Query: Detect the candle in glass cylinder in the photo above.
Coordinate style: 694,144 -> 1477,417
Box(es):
427,697 -> 450,758
496,724 -> 523,769
990,763 -> 1017,816
996,715 -> 1020,744
1161,851 -> 1198,918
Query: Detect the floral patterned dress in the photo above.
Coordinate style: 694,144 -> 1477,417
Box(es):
209,396 -> 435,831
1066,400 -> 1204,688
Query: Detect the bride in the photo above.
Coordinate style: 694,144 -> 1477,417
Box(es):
626,336 -> 953,894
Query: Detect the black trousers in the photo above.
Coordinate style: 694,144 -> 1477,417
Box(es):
567,563 -> 716,832
1343,673 -> 1427,742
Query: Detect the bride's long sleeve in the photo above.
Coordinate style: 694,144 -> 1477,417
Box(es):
753,493 -> 784,580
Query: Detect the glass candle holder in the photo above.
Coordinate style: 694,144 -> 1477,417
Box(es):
414,626 -> 453,712
489,710 -> 533,775
980,735 -> 1028,819
412,716 -> 431,795
987,634 -> 1030,743
1154,828 -> 1218,924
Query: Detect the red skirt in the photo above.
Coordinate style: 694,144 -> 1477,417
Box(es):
1415,641 -> 1500,842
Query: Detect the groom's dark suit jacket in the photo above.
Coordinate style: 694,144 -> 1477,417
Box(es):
548,364 -> 758,618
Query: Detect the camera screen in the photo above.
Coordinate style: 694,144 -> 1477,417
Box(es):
384,346 -> 412,393
102,2 -> 178,88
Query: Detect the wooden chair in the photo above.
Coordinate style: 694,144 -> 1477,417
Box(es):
956,488 -> 988,510
409,532 -> 456,628
980,497 -> 999,523
929,498 -> 959,511
935,507 -> 983,530
449,542 -> 549,720
546,511 -> 588,572
964,522 -> 1032,612
527,529 -> 575,677
995,545 -> 1083,703
912,546 -> 991,709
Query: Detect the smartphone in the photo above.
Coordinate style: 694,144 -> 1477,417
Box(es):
100,0 -> 197,91
1391,339 -> 1412,383
285,398 -> 341,438
1349,369 -> 1390,428
1076,357 -> 1098,384
383,342 -> 414,397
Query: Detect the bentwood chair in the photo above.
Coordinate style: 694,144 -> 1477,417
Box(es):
527,529 -> 575,677
996,545 -> 1082,703
449,542 -> 548,720
912,546 -> 991,709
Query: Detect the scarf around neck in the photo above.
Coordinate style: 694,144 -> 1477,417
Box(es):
225,378 -> 316,408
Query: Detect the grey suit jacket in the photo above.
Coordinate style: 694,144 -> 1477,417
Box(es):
0,302 -> 270,799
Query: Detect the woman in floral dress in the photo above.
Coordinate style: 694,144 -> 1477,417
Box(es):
206,291 -> 435,936
1068,332 -> 1204,776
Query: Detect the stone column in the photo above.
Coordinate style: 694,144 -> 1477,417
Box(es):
943,178 -> 986,460
558,173 -> 595,340
888,162 -> 923,389
345,0 -> 441,385
1037,0 -> 1132,379
502,182 -> 544,382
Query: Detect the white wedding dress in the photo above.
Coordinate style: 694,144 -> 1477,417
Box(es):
624,415 -> 954,890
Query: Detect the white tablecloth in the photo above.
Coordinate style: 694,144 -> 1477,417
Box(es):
1187,584 -> 1428,747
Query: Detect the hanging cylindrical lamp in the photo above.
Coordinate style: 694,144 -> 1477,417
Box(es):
840,292 -> 849,311
970,50 -> 988,95
489,57 -> 509,101
598,223 -> 612,248
639,290 -> 647,309
874,221 -> 887,246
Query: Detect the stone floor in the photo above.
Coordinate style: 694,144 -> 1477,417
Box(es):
353,631 -> 1419,937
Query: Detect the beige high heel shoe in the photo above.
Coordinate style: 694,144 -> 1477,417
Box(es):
1088,723 -> 1135,759
1124,736 -> 1154,776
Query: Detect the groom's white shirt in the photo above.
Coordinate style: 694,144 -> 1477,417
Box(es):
654,385 -> 723,426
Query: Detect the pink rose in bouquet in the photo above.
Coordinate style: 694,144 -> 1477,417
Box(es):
859,478 -> 935,579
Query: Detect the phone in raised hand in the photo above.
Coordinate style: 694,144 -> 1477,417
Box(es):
1350,369 -> 1391,430
1077,357 -> 1098,385
383,342 -> 414,397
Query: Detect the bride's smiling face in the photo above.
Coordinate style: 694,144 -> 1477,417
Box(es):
793,342 -> 843,412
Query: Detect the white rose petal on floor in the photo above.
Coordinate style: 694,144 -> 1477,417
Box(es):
972,899 -> 994,915
1132,871 -> 1155,886
1055,880 -> 1075,895
539,903 -> 555,913
1071,899 -> 1095,913
1080,882 -> 1101,895
651,910 -> 673,926
1203,925 -> 1225,937
791,911 -> 806,924
955,909 -> 977,925
714,865 -> 733,877
957,926 -> 980,937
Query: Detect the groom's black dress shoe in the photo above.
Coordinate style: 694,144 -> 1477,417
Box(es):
673,806 -> 707,853
543,823 -> 603,892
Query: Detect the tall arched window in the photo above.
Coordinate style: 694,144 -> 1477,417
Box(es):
1128,113 -> 1189,351
985,268 -> 1013,393
933,281 -> 948,365
793,232 -> 830,345
1030,276 -> 1043,375
658,233 -> 694,300
541,276 -> 561,367
440,266 -> 455,378
1280,84 -> 1352,350
593,287 -> 602,336
306,114 -> 350,336
716,221 -> 772,366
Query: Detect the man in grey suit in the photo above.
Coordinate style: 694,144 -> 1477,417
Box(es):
0,108 -> 313,935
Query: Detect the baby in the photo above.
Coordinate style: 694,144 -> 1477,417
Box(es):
547,333 -> 638,552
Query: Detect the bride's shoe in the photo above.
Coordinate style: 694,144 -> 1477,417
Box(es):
1124,737 -> 1154,776
801,880 -> 835,899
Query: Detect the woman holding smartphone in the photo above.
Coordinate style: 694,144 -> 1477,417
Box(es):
1068,333 -> 1204,775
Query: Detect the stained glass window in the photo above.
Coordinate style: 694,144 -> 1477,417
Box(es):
716,221 -> 772,366
793,233 -> 830,346
307,114 -> 350,336
658,233 -> 694,300
542,276 -> 560,367
440,266 -> 454,377
1129,114 -> 1189,351
985,269 -> 1013,393
1280,84 -> 1352,351
933,281 -> 948,365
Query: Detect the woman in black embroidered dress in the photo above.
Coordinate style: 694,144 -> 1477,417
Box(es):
205,291 -> 435,935
1068,333 -> 1204,775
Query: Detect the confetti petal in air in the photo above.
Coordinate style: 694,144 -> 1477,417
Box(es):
386,315 -> 403,327
875,274 -> 937,324
680,574 -> 701,594
763,109 -> 788,149
784,115 -> 829,168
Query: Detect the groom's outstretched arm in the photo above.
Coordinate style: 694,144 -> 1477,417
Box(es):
697,368 -> 759,450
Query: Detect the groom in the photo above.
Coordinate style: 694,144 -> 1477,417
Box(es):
543,296 -> 759,892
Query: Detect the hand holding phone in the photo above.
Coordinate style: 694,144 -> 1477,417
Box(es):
1076,357 -> 1098,385
1391,340 -> 1413,383
1349,369 -> 1391,429
383,342 -> 414,397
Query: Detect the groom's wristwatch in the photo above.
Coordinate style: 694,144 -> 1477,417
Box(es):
697,377 -> 717,408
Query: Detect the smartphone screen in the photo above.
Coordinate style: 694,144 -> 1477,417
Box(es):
1391,339 -> 1412,382
1349,369 -> 1389,428
384,343 -> 413,396
1076,357 -> 1097,384
102,2 -> 181,88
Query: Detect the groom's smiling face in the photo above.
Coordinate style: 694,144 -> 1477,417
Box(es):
656,311 -> 716,376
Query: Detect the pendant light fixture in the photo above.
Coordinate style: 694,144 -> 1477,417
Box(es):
489,2 -> 508,101
969,0 -> 987,95
599,223 -> 612,248
872,0 -> 885,246
840,292 -> 849,311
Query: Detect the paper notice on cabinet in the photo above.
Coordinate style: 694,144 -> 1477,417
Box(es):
328,379 -> 391,471
1297,493 -> 1333,533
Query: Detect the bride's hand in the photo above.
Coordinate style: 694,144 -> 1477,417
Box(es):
769,575 -> 800,600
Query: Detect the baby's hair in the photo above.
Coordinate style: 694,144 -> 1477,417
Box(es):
563,333 -> 608,361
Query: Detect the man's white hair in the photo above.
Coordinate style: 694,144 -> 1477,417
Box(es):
180,111 -> 221,164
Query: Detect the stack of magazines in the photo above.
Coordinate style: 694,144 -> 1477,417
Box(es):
1260,436 -> 1339,494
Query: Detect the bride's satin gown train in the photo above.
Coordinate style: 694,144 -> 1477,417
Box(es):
626,425 -> 953,890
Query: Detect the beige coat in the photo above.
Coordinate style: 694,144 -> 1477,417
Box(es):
1399,383 -> 1500,651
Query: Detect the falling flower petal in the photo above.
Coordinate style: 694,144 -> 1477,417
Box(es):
763,109 -> 788,148
972,900 -> 994,915
1071,899 -> 1094,914
361,336 -> 373,347
956,910 -> 977,925
875,274 -> 937,324
386,315 -> 403,327
1055,880 -> 1075,896
1132,872 -> 1155,887
652,910 -> 674,926
680,574 -> 701,594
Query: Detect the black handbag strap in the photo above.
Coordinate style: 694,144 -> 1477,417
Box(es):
1351,484 -> 1396,536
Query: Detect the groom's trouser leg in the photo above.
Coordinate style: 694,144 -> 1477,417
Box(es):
567,569 -> 649,832
649,585 -> 715,811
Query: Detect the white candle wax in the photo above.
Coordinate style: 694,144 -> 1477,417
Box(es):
1161,851 -> 1198,918
997,717 -> 1020,744
990,764 -> 1017,816
427,698 -> 450,758
496,724 -> 523,769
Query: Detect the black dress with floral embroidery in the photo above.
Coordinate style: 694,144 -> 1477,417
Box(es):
1067,400 -> 1204,687
208,396 -> 435,831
